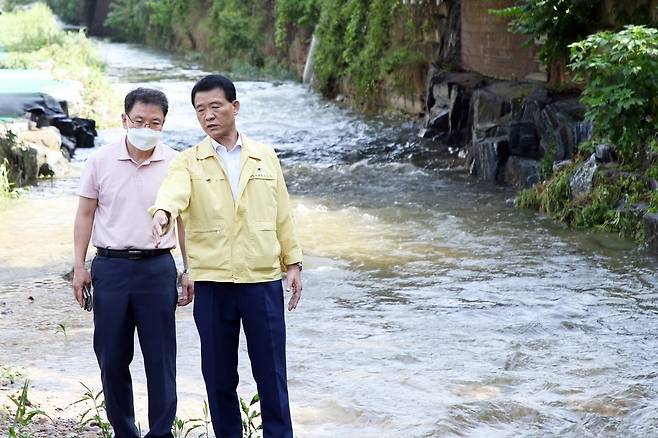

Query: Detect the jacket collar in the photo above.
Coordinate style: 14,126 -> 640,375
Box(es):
196,133 -> 262,161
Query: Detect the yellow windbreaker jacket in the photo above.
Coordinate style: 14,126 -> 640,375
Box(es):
150,134 -> 302,283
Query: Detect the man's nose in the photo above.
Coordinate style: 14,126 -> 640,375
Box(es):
204,111 -> 215,122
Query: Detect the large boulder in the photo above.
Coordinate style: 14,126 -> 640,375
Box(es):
569,154 -> 598,198
471,81 -> 539,147
535,98 -> 591,161
508,120 -> 541,159
18,126 -> 62,151
595,143 -> 617,163
28,142 -> 70,177
0,142 -> 38,186
0,124 -> 72,185
471,88 -> 511,143
468,136 -> 509,182
422,109 -> 450,138
644,213 -> 658,253
424,72 -> 485,146
503,156 -> 542,188
558,120 -> 593,160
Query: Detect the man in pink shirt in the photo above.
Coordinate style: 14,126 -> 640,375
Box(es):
72,88 -> 192,438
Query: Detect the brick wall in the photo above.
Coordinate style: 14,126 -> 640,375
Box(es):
461,0 -> 544,81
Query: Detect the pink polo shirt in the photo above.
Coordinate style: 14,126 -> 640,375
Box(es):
78,137 -> 178,250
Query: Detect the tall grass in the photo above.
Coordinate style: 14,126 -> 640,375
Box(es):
0,4 -> 121,127
0,3 -> 62,51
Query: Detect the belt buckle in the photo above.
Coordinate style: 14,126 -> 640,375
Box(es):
128,250 -> 142,260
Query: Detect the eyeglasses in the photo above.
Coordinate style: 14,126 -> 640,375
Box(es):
126,113 -> 163,130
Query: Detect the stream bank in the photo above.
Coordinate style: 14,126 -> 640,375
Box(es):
74,0 -> 658,253
0,3 -> 119,196
2,40 -> 658,437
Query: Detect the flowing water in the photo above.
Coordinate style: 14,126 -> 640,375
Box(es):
1,42 -> 658,438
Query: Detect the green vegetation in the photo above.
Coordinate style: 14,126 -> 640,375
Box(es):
49,0 -> 438,106
492,1 -> 657,64
0,4 -> 120,127
0,366 -> 24,385
0,131 -> 22,198
105,0 -> 189,46
199,400 -> 211,437
72,383 -> 113,438
275,0 -> 319,48
206,0 -> 266,69
172,416 -> 198,437
240,393 -> 262,438
0,160 -> 20,204
7,380 -> 50,438
45,0 -> 84,24
1,382 -> 258,438
5,0 -> 86,25
308,0 -> 434,107
569,25 -> 658,165
55,323 -> 68,339
514,22 -> 658,244
517,159 -> 654,242
105,0 -> 280,75
490,0 -> 599,66
0,2 -> 63,51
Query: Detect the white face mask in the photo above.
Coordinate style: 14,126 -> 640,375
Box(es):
127,127 -> 161,151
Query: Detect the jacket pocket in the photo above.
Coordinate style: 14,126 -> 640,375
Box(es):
187,225 -> 229,270
189,174 -> 230,221
250,221 -> 280,271
190,173 -> 226,181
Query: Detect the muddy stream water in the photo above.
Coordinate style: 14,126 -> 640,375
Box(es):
1,42 -> 658,437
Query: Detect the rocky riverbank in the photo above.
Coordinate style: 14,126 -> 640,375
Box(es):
0,3 -> 119,196
418,69 -> 658,252
0,125 -> 75,189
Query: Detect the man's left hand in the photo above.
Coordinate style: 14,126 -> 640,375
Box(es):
286,264 -> 303,311
178,273 -> 194,306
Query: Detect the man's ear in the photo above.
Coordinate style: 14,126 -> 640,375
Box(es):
121,114 -> 128,130
232,100 -> 240,115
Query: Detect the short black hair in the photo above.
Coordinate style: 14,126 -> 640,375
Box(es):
191,74 -> 236,106
124,88 -> 169,117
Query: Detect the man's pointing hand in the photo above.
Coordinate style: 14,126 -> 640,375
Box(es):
152,209 -> 169,247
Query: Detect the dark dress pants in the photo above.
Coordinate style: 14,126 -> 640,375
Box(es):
91,253 -> 178,438
193,280 -> 293,438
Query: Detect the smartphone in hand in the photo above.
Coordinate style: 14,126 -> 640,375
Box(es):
82,285 -> 93,312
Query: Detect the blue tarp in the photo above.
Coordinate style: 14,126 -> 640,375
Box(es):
0,69 -> 66,95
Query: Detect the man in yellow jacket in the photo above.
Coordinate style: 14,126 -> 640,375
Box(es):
150,75 -> 302,438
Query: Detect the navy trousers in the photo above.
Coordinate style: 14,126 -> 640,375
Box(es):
91,253 -> 178,438
193,280 -> 293,438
